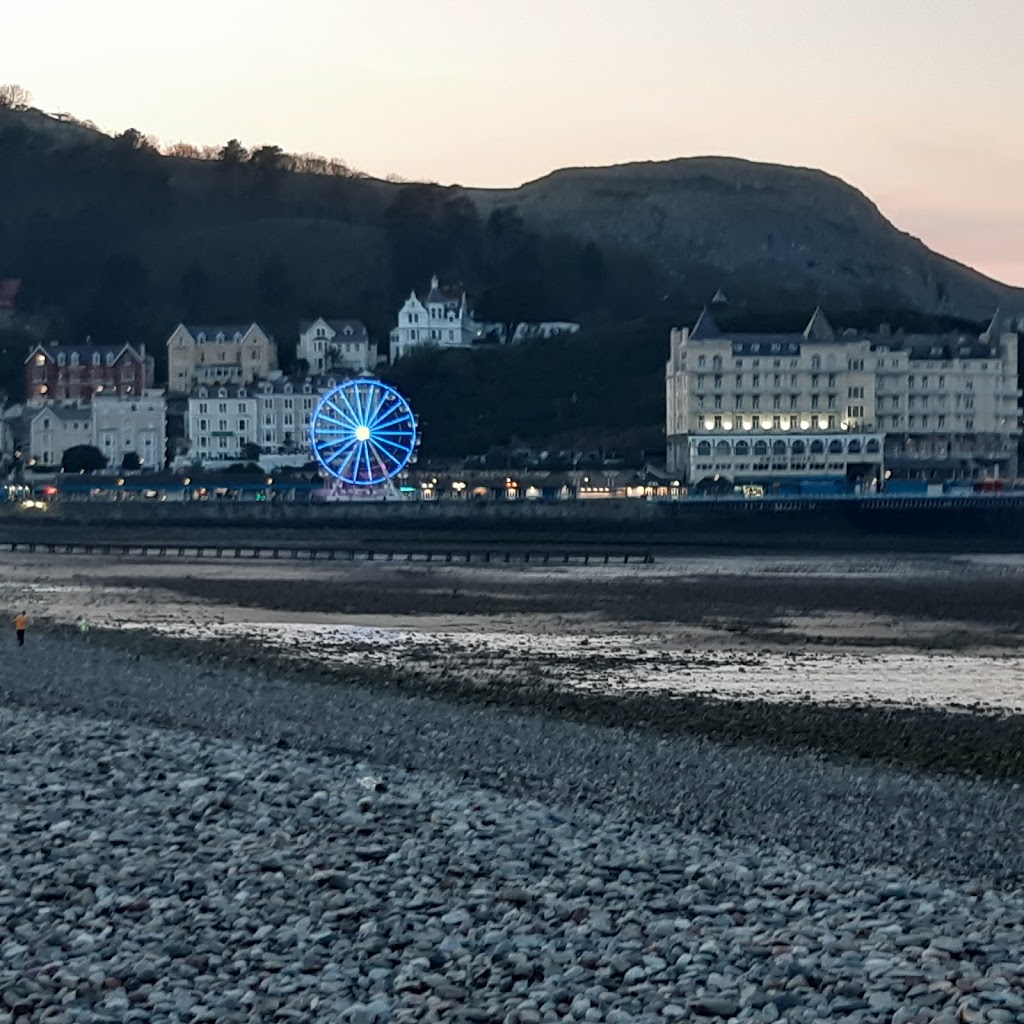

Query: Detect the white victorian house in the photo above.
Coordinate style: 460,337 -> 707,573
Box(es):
297,318 -> 378,374
389,275 -> 483,363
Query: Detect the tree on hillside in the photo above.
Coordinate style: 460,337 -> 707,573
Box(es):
165,142 -> 202,158
0,84 -> 32,110
112,128 -> 157,156
250,145 -> 287,176
62,445 -> 107,474
218,138 -> 248,167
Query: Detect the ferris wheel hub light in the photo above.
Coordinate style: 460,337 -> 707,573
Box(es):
355,425 -> 371,441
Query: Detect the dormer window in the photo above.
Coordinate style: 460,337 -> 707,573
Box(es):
93,352 -> 102,366
197,333 -> 206,343
283,383 -> 293,394
70,352 -> 79,366
302,383 -> 312,394
238,388 -> 247,398
57,352 -> 66,366
234,332 -> 243,341
106,352 -> 115,366
216,332 -> 225,342
198,387 -> 208,398
218,388 -> 227,398
343,326 -> 353,336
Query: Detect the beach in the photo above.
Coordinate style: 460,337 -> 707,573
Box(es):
2,549 -> 1024,1021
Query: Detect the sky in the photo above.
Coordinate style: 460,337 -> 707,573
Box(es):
4,0 -> 1022,284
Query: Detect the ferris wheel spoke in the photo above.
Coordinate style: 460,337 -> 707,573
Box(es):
366,436 -> 396,470
369,435 -> 412,461
371,410 -> 415,432
351,386 -> 368,424
365,388 -> 389,429
361,442 -> 376,482
370,426 -> 414,440
315,412 -> 356,430
325,398 -> 358,427
336,388 -> 364,428
336,447 -> 360,478
317,437 -> 360,461
367,446 -> 401,481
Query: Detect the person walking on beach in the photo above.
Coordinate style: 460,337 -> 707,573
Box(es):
14,611 -> 27,647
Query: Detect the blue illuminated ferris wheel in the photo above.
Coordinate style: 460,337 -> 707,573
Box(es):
309,379 -> 418,486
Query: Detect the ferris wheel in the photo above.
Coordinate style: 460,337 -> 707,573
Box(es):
309,378 -> 418,486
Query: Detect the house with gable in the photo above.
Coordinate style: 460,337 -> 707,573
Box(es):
166,322 -> 278,393
297,318 -> 378,374
25,341 -> 155,403
389,275 -> 484,363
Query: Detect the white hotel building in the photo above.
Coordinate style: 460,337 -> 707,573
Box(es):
185,376 -> 345,461
25,392 -> 167,469
666,309 -> 1021,486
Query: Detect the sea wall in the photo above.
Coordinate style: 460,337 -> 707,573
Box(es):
7,496 -> 1024,552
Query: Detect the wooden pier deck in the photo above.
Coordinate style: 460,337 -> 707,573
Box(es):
3,540 -> 654,566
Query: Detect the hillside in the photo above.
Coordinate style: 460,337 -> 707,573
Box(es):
469,157 -> 1024,320
2,107 -> 1022,457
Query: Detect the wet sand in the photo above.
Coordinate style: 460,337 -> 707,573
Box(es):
6,550 -> 1024,778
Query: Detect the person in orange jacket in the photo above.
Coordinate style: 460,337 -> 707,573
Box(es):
14,611 -> 27,647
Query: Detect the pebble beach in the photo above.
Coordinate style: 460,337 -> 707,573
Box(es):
3,551 -> 1024,1021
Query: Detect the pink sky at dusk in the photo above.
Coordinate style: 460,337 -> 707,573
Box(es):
4,0 -> 1022,284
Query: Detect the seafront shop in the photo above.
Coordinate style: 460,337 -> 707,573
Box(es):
18,469 -> 684,503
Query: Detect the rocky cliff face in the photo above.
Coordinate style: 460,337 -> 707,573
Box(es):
469,157 -> 1023,320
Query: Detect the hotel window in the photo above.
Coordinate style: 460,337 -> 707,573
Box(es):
713,416 -> 722,429
697,355 -> 706,368
735,375 -> 742,388
713,395 -> 722,410
714,376 -> 722,390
